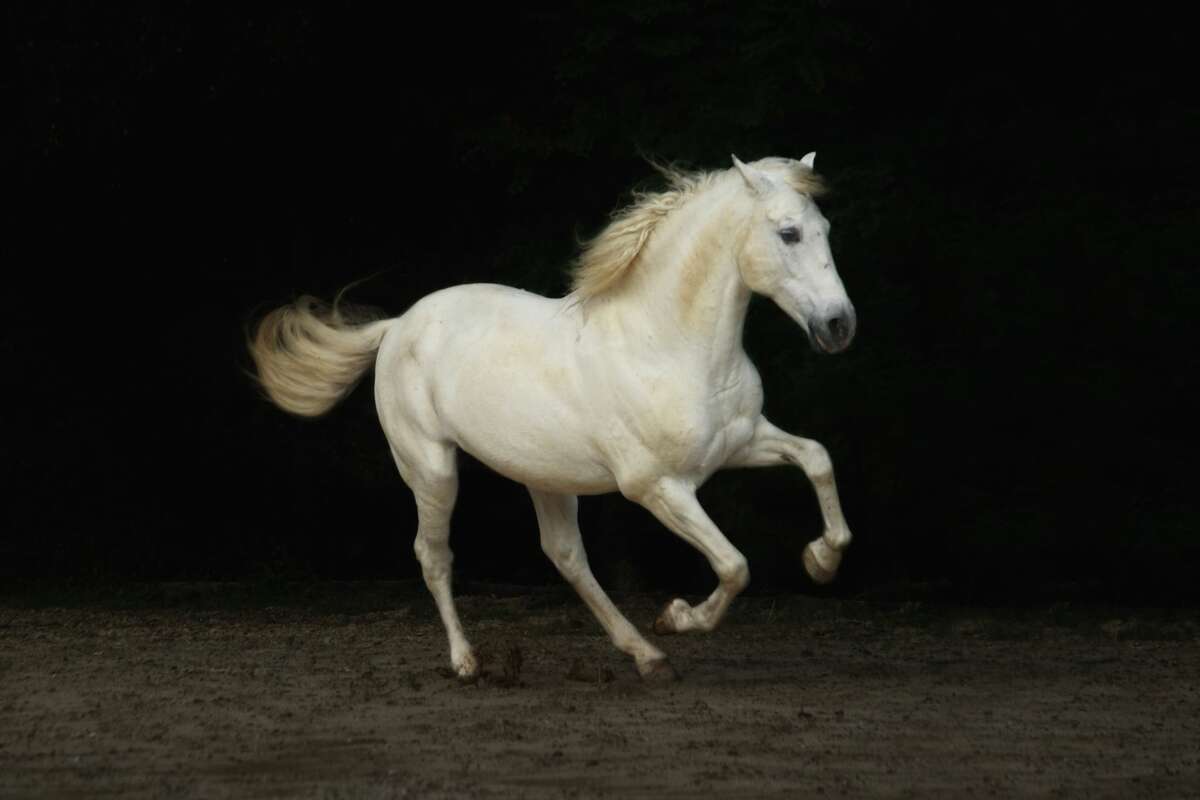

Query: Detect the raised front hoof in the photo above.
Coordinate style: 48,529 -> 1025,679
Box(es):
652,598 -> 694,635
637,657 -> 679,683
803,540 -> 841,585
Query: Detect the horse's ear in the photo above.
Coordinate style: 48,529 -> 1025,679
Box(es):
799,152 -> 817,170
731,154 -> 775,196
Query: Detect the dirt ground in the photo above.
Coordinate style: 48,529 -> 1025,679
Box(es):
2,582 -> 1198,798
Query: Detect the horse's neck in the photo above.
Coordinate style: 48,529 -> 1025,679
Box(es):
592,182 -> 752,376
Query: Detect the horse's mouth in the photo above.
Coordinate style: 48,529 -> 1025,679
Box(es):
809,328 -> 851,355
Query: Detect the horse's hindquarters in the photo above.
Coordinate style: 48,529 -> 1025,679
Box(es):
375,284 -> 618,496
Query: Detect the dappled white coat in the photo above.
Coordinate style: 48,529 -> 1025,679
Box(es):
250,154 -> 857,680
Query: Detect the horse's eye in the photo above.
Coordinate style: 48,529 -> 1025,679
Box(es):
779,227 -> 801,244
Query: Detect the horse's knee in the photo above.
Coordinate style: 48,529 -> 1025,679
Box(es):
721,555 -> 750,594
800,440 -> 833,481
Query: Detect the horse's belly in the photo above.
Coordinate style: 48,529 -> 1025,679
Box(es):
439,361 -> 613,492
456,424 -> 617,495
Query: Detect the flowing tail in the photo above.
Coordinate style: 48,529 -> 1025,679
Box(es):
248,294 -> 393,417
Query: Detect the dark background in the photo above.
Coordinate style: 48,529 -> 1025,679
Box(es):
5,3 -> 1196,602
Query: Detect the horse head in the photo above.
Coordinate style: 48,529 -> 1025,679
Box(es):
732,154 -> 856,354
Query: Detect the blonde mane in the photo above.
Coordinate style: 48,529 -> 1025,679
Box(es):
569,159 -> 825,301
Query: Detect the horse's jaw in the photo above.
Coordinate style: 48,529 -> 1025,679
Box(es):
767,280 -> 856,355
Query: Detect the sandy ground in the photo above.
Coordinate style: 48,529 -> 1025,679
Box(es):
2,582 -> 1199,798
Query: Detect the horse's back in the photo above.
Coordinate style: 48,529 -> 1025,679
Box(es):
375,284 -> 616,493
384,283 -> 561,357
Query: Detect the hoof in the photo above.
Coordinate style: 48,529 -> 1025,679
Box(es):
453,651 -> 479,681
653,598 -> 693,635
638,657 -> 679,683
803,539 -> 841,585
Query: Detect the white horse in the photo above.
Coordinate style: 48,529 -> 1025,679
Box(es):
250,154 -> 856,680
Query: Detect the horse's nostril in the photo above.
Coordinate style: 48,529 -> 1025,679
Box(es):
828,316 -> 845,339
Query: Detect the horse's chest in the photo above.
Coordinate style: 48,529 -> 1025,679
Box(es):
648,384 -> 760,477
599,356 -> 762,483
695,413 -> 756,474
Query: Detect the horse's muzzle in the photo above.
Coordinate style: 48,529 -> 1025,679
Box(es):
809,304 -> 857,354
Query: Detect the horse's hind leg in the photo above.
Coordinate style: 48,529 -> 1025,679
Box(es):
529,489 -> 675,681
390,439 -> 477,679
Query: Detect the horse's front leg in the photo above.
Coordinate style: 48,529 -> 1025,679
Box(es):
728,416 -> 853,584
633,478 -> 750,635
